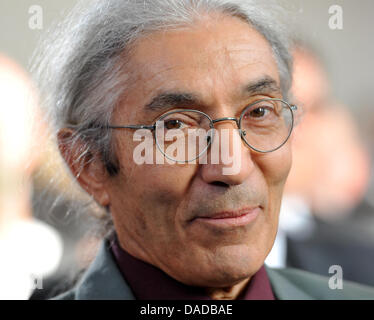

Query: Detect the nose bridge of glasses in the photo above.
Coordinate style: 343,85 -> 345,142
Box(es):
212,117 -> 240,127
210,117 -> 246,143
211,117 -> 247,136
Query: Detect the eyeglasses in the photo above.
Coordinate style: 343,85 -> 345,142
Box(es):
108,98 -> 297,163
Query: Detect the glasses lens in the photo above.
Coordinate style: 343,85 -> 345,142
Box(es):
155,110 -> 212,162
240,99 -> 293,152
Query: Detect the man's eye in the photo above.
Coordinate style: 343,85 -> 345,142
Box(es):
249,107 -> 269,118
165,119 -> 185,130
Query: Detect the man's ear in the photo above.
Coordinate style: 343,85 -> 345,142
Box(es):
57,128 -> 110,207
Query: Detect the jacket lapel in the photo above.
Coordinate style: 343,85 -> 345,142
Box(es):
75,240 -> 135,300
265,266 -> 314,300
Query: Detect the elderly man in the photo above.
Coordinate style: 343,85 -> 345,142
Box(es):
34,0 -> 374,300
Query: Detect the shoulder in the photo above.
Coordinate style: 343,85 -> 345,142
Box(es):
50,239 -> 135,300
266,266 -> 374,300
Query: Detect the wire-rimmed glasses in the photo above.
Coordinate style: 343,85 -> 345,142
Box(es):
108,98 -> 298,163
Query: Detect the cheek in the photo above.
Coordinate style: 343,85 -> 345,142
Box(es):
115,130 -> 198,189
253,146 -> 292,256
110,133 -> 201,231
114,137 -> 199,217
253,143 -> 292,223
257,143 -> 292,190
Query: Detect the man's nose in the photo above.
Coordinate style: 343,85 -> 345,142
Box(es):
199,120 -> 254,186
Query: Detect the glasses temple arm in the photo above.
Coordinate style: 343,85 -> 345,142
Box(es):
107,124 -> 155,130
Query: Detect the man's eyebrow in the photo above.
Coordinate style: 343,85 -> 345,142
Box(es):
242,77 -> 281,96
144,92 -> 202,112
144,77 -> 280,112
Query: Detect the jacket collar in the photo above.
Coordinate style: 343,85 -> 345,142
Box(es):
265,267 -> 314,300
75,239 -> 135,300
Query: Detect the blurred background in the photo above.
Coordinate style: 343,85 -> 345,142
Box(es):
0,0 -> 373,299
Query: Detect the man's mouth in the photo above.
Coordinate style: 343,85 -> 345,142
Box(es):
192,207 -> 261,228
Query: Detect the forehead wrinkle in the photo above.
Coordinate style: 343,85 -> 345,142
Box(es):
122,64 -> 202,115
128,63 -> 187,91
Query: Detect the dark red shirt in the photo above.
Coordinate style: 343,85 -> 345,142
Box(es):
110,236 -> 275,300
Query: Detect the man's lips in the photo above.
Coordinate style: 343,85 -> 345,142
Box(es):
191,207 -> 261,228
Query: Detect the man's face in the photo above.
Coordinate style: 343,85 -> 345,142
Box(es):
106,15 -> 292,287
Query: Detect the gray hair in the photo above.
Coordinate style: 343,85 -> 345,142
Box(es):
32,0 -> 293,237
